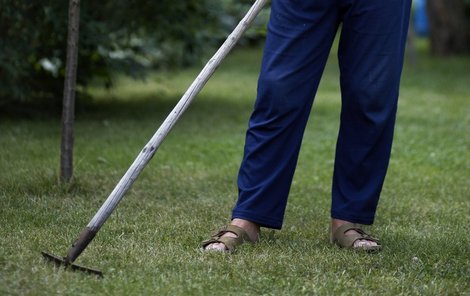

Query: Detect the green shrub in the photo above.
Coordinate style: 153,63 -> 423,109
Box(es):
0,0 -> 230,104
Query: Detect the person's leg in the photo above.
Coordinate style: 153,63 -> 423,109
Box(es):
206,0 -> 340,251
233,0 -> 340,229
331,0 -> 412,246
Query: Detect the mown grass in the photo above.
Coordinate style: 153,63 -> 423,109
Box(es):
1,40 -> 469,295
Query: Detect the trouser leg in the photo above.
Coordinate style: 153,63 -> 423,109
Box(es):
233,0 -> 339,229
331,0 -> 412,224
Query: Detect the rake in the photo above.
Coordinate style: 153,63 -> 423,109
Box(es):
42,0 -> 269,277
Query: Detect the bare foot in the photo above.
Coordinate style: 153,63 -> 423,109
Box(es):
204,218 -> 260,251
331,219 -> 379,249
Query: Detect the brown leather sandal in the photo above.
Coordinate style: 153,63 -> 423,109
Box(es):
330,223 -> 382,253
201,225 -> 251,252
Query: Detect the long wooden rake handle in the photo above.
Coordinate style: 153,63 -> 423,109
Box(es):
64,0 -> 269,263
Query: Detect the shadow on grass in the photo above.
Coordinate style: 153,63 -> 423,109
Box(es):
0,93 -> 255,124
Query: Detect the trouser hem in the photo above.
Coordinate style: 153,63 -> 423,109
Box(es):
232,210 -> 283,230
331,211 -> 375,225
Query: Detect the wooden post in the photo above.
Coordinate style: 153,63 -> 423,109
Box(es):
60,0 -> 80,182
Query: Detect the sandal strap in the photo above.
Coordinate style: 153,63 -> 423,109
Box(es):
332,223 -> 381,250
201,225 -> 250,252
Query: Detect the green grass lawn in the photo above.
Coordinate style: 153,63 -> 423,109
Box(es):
1,41 -> 469,295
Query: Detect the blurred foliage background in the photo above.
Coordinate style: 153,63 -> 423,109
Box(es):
0,0 -> 468,107
0,0 -> 269,106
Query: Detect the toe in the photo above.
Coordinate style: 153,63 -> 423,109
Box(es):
204,242 -> 227,251
354,239 -> 378,248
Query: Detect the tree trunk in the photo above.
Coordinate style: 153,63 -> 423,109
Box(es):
427,0 -> 470,55
60,0 -> 80,182
407,21 -> 417,65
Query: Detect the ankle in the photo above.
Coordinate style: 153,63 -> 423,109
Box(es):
230,218 -> 260,242
331,218 -> 354,233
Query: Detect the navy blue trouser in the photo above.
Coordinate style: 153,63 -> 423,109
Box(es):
232,0 -> 411,229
